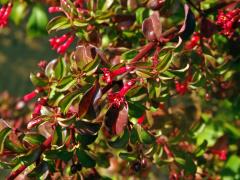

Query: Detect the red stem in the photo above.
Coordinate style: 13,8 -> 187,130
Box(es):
7,165 -> 27,180
130,42 -> 156,63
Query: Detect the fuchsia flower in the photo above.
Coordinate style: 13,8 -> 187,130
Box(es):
211,149 -> 227,161
49,34 -> 75,54
0,3 -> 12,28
108,79 -> 136,108
216,8 -> 240,38
101,66 -> 133,84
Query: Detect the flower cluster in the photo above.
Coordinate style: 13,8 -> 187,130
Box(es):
108,79 -> 136,108
49,34 -> 75,54
216,8 -> 240,38
0,3 -> 12,28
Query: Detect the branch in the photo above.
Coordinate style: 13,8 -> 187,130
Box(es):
130,42 -> 157,63
6,135 -> 52,180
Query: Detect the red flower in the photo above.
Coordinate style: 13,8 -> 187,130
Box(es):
211,149 -> 227,161
137,114 -> 145,125
108,79 -> 136,108
185,32 -> 200,50
216,9 -> 240,38
101,66 -> 133,84
175,81 -> 188,95
175,75 -> 192,95
0,3 -> 12,28
49,34 -> 75,54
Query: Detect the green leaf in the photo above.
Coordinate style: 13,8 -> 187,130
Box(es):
108,129 -> 129,149
59,90 -> 82,114
76,148 -> 96,168
55,76 -> 77,92
28,161 -> 48,177
52,125 -> 62,146
23,134 -> 46,145
130,127 -> 139,144
0,161 -> 14,169
10,1 -> 27,25
76,134 -> 98,146
44,149 -> 73,162
96,153 -> 110,168
54,58 -> 66,80
157,51 -> 173,73
136,125 -> 155,144
57,114 -> 76,127
174,151 -> 196,174
4,138 -> 26,153
30,73 -> 48,87
195,140 -> 208,157
100,0 -> 114,11
75,121 -> 101,135
83,57 -> 100,76
136,7 -> 149,24
47,16 -> 71,33
0,127 -> 11,153
27,5 -> 48,37
119,152 -> 137,161
121,49 -> 138,62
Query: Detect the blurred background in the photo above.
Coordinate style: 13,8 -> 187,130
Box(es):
0,26 -> 55,96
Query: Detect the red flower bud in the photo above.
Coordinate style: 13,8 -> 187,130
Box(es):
38,60 -> 48,70
48,6 -> 62,13
0,3 -> 12,28
49,34 -> 74,54
23,90 -> 38,102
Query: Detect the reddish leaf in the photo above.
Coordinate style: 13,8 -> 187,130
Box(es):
78,82 -> 97,118
142,12 -> 162,41
114,106 -> 128,135
178,4 -> 195,40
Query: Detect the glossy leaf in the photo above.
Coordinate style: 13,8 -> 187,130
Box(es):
178,4 -> 195,40
76,148 -> 96,168
46,16 -> 70,33
30,73 -> 48,87
27,5 -> 48,37
119,152 -> 137,161
0,127 -> 11,153
136,125 -> 155,144
108,129 -> 129,149
23,134 -> 46,145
